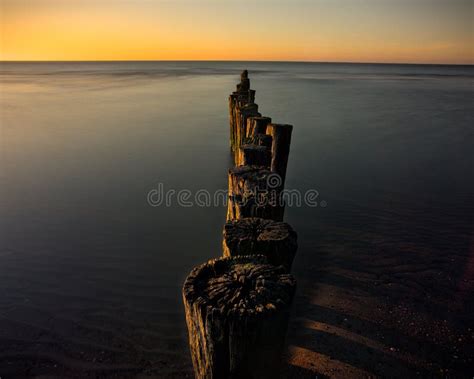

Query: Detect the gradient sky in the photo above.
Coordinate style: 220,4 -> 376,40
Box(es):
1,0 -> 473,63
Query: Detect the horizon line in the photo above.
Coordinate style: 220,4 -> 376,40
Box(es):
1,59 -> 473,66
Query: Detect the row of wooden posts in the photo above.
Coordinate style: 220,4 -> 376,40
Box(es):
182,70 -> 298,378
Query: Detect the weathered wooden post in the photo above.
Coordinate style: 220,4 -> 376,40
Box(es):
230,71 -> 249,150
236,70 -> 250,92
229,93 -> 239,151
184,71 -> 298,379
182,255 -> 296,379
248,89 -> 256,104
234,104 -> 261,162
223,217 -> 297,271
246,116 -> 272,138
251,133 -> 273,150
229,71 -> 261,159
237,144 -> 271,167
227,165 -> 284,221
267,123 -> 293,187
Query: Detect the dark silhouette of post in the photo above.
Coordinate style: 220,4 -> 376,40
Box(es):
246,116 -> 271,138
237,144 -> 271,167
253,133 -> 273,149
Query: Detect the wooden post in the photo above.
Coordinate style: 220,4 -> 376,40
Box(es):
229,70 -> 260,156
234,104 -> 261,162
246,116 -> 272,138
185,70 -> 300,379
236,70 -> 250,93
249,133 -> 272,150
227,165 -> 284,221
228,165 -> 270,209
267,123 -> 293,187
229,93 -> 238,151
223,217 -> 297,271
237,144 -> 271,167
182,255 -> 296,379
248,89 -> 256,104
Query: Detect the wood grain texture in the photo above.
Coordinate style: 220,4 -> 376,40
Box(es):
227,165 -> 284,221
182,255 -> 296,379
223,217 -> 298,271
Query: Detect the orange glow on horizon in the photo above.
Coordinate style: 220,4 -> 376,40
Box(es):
1,0 -> 473,64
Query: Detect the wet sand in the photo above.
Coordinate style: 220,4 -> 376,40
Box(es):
284,199 -> 473,378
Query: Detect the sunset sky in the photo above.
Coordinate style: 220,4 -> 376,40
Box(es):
1,0 -> 473,64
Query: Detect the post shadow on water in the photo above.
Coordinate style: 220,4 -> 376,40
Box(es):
283,205 -> 473,378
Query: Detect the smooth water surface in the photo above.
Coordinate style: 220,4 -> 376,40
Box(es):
1,61 -> 473,377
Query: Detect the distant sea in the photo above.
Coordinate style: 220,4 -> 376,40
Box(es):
1,61 -> 473,376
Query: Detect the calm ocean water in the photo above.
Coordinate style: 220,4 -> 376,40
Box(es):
1,61 -> 473,376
